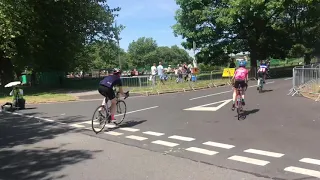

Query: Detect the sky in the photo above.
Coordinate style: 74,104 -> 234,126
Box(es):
107,0 -> 193,56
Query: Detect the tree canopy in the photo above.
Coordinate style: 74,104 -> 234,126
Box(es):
173,0 -> 320,68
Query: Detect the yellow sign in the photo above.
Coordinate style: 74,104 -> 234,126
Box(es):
222,68 -> 235,77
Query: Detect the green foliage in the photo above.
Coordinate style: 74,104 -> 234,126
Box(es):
173,0 -> 320,67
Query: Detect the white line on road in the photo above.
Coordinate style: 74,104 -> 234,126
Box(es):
168,135 -> 195,141
228,155 -> 270,166
69,124 -> 85,128
34,117 -> 55,122
190,81 -> 275,100
105,124 -> 116,128
143,131 -> 164,136
152,140 -> 179,147
300,158 -> 320,166
105,131 -> 123,136
284,77 -> 293,80
119,127 -> 140,132
126,135 -> 148,141
185,147 -> 219,155
244,149 -> 284,158
203,141 -> 235,149
284,166 -> 320,178
115,106 -> 159,117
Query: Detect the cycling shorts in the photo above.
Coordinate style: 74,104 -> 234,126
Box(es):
98,85 -> 115,100
233,80 -> 247,90
257,71 -> 266,78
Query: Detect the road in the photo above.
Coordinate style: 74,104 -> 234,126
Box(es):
1,77 -> 320,180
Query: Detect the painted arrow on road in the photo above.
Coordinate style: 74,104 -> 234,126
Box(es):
184,99 -> 232,111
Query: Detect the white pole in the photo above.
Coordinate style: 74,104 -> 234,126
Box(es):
193,41 -> 197,68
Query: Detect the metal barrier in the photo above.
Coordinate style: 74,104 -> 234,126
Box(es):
288,67 -> 320,101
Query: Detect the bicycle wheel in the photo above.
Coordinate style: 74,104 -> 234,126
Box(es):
113,100 -> 127,125
91,105 -> 109,134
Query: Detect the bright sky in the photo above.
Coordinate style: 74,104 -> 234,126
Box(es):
107,0 -> 193,56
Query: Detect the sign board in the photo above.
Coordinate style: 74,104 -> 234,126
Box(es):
222,68 -> 235,77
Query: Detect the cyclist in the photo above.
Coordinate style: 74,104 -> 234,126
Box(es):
98,68 -> 127,122
257,60 -> 268,86
231,60 -> 249,111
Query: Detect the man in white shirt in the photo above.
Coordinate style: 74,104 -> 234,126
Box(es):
151,63 -> 157,86
157,62 -> 165,85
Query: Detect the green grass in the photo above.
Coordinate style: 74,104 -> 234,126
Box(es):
0,93 -> 77,104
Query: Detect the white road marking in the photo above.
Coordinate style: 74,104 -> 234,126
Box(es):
284,166 -> 320,178
126,135 -> 148,141
284,77 -> 293,80
105,131 -> 123,136
189,91 -> 231,100
152,140 -> 179,147
69,124 -> 85,128
203,141 -> 235,149
228,155 -> 270,166
244,149 -> 284,158
190,81 -> 275,100
143,131 -> 164,136
168,135 -> 195,141
300,158 -> 320,166
119,127 -> 140,132
34,117 -> 54,122
115,106 -> 159,117
105,124 -> 116,128
184,99 -> 232,111
185,147 -> 219,155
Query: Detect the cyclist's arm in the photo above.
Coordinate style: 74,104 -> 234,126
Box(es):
118,86 -> 125,96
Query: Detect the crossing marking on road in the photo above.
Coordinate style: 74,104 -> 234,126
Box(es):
152,140 -> 179,147
203,141 -> 235,149
284,166 -> 320,178
105,131 -> 123,136
115,106 -> 159,116
185,147 -> 219,155
244,149 -> 284,158
119,127 -> 140,132
300,158 -> 320,166
69,124 -> 85,128
126,135 -> 148,141
184,99 -> 232,112
228,155 -> 270,166
143,131 -> 164,136
168,135 -> 195,141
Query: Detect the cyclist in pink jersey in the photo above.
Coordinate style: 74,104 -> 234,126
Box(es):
231,60 -> 249,110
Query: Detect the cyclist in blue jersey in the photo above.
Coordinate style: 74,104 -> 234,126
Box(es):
257,60 -> 268,86
98,68 -> 127,122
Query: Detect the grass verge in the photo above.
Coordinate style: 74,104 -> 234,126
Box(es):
0,93 -> 77,104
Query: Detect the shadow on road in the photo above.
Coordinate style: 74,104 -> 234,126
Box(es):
243,109 -> 260,116
107,119 -> 147,131
0,112 -> 100,180
261,89 -> 273,93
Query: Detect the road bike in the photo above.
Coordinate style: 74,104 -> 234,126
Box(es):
91,88 -> 129,134
235,83 -> 245,120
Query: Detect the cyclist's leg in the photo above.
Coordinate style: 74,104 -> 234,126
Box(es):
232,81 -> 238,110
241,81 -> 246,105
105,87 -> 117,121
98,85 -> 108,111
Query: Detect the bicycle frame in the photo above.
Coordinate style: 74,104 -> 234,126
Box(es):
235,85 -> 243,108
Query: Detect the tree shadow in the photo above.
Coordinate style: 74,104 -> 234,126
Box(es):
0,112 -> 102,180
0,145 -> 101,180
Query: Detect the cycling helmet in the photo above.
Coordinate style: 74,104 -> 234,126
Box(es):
239,60 -> 247,67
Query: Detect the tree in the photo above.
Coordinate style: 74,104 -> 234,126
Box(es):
127,37 -> 158,67
0,0 -> 122,84
173,0 -> 319,69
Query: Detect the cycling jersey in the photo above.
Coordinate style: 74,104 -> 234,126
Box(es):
100,75 -> 122,88
234,67 -> 249,80
258,64 -> 268,73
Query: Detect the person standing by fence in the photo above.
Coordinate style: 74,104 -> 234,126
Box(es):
151,63 -> 157,86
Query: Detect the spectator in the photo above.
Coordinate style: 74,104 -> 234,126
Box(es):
229,58 -> 236,68
157,62 -> 165,85
151,63 -> 157,86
